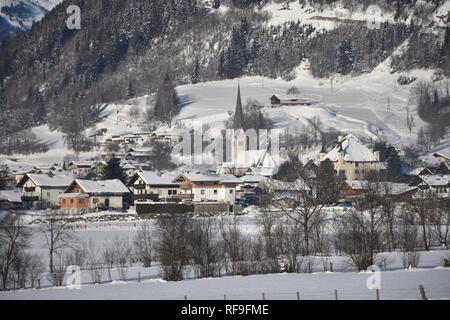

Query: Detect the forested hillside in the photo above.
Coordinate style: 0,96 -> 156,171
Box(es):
0,0 -> 449,145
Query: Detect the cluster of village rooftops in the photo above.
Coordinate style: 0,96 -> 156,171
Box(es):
0,135 -> 449,215
1,86 -> 449,214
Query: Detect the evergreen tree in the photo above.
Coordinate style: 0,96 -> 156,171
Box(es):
386,149 -> 403,181
153,72 -> 180,125
102,155 -> 126,183
127,80 -> 136,99
191,58 -> 200,84
336,39 -> 354,75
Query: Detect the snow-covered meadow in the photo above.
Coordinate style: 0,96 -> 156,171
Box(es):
1,213 -> 449,300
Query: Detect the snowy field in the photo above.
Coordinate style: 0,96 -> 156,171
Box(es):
1,268 -> 449,300
1,215 -> 449,300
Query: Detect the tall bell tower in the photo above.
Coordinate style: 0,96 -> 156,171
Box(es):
231,84 -> 247,162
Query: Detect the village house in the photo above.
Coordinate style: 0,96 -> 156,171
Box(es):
341,180 -> 417,202
270,95 -> 312,108
68,161 -> 94,177
127,171 -> 180,202
414,174 -> 450,199
17,173 -> 73,209
125,147 -> 154,163
262,178 -> 312,207
60,179 -> 130,215
173,173 -> 241,203
320,135 -> 381,180
0,189 -> 23,209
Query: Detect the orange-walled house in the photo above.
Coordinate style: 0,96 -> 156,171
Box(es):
60,179 -> 130,215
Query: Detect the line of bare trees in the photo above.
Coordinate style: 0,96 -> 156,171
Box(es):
2,190 -> 449,290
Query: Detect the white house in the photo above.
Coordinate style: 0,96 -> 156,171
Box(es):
17,173 -> 73,209
415,174 -> 450,199
320,135 -> 381,180
127,171 -> 180,202
173,173 -> 241,203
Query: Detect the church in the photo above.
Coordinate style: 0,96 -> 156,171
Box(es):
216,85 -> 278,177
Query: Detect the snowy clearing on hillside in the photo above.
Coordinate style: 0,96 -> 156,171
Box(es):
2,67 -> 448,167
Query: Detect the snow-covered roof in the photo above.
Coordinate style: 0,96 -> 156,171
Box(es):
434,151 -> 450,161
421,175 -> 450,187
73,179 -> 130,195
0,190 -> 23,203
69,161 -> 94,168
175,173 -> 241,184
263,178 -> 311,191
136,171 -> 179,186
27,174 -> 73,187
323,135 -> 377,163
0,159 -> 34,174
386,183 -> 418,195
344,180 -> 369,190
239,174 -> 266,184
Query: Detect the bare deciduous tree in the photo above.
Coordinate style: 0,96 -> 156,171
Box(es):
189,217 -> 222,278
156,214 -> 192,281
0,213 -> 32,290
134,222 -> 153,268
38,211 -> 76,273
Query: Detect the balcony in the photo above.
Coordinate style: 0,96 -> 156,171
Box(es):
179,194 -> 194,200
22,196 -> 39,202
132,184 -> 146,190
24,187 -> 36,192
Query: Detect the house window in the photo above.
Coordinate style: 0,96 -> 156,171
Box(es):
70,199 -> 74,204
168,190 -> 172,195
355,162 -> 359,167
214,190 -> 218,195
173,190 -> 177,195
229,189 -> 234,194
79,199 -> 85,204
201,190 -> 205,195
47,192 -> 51,196
62,199 -> 66,204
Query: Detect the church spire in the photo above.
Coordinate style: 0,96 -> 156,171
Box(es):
233,83 -> 244,130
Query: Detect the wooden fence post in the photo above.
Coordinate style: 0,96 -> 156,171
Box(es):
334,289 -> 338,300
262,292 -> 266,300
376,288 -> 380,300
419,285 -> 428,300
138,272 -> 141,283
224,294 -> 227,300
37,279 -> 40,289
184,295 -> 188,300
297,291 -> 300,300
330,262 -> 333,272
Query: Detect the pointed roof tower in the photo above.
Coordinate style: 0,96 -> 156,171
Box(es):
233,83 -> 244,130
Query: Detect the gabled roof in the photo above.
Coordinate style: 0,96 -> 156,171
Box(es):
263,178 -> 311,191
323,135 -> 377,162
174,173 -> 241,184
343,180 -> 370,190
434,151 -> 450,161
70,179 -> 130,195
402,167 -> 433,176
420,174 -> 450,187
134,171 -> 180,186
239,174 -> 266,184
0,190 -> 23,203
23,174 -> 73,188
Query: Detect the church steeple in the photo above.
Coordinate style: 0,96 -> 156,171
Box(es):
233,84 -> 244,130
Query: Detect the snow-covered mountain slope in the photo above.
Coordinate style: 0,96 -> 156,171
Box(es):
4,64 -> 449,168
0,0 -> 63,41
